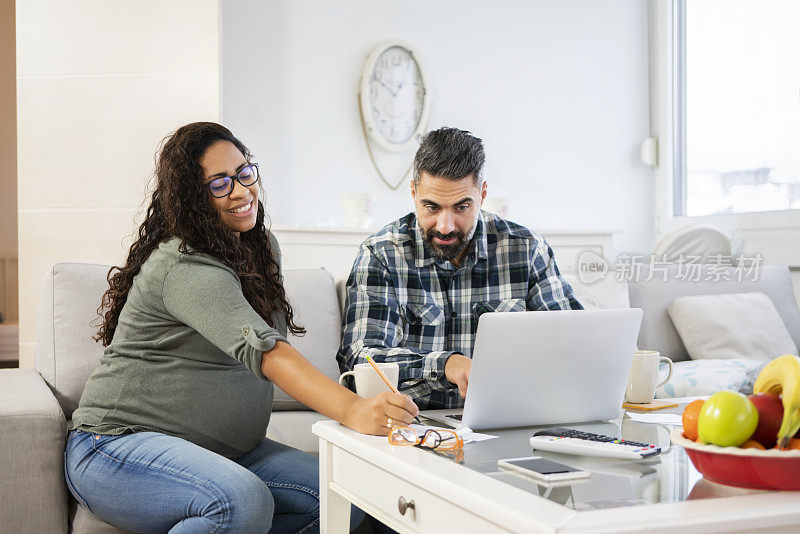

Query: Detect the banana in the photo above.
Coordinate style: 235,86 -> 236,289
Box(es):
754,354 -> 800,449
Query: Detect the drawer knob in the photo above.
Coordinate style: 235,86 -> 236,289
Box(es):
397,496 -> 416,516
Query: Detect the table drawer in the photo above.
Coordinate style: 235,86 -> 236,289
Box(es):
331,447 -> 508,533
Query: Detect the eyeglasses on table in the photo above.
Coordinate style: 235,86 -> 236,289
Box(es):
388,426 -> 464,451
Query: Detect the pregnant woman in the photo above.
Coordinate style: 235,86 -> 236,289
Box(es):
64,122 -> 418,533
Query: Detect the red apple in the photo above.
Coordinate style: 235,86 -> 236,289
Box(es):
748,393 -> 783,448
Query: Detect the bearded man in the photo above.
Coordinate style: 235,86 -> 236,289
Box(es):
337,127 -> 583,409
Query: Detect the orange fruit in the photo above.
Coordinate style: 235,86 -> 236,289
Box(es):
740,440 -> 765,450
682,399 -> 705,441
783,439 -> 800,450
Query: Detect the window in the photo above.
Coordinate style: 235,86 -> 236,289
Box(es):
675,0 -> 800,217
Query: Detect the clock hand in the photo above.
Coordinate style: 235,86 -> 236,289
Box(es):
377,80 -> 398,97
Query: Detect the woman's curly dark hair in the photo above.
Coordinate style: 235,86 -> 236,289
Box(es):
95,121 -> 304,346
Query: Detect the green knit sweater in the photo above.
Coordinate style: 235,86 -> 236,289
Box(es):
71,236 -> 288,458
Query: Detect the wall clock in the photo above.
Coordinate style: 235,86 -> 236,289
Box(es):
358,39 -> 431,189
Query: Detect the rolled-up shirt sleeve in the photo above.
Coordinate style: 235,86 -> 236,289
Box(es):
162,254 -> 289,381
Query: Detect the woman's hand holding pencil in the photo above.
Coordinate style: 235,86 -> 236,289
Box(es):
338,356 -> 421,435
365,356 -> 423,425
342,390 -> 420,436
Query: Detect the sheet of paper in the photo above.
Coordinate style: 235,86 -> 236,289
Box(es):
457,427 -> 499,443
408,424 -> 498,444
625,412 -> 683,426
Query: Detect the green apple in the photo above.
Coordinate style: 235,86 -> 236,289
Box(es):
697,390 -> 759,447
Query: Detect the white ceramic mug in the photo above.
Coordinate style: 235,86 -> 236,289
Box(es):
339,362 -> 399,397
625,350 -> 674,404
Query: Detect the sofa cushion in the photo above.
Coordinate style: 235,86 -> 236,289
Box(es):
70,498 -> 133,534
277,268 -> 343,410
628,264 -> 800,362
266,410 -> 331,454
668,292 -> 798,361
36,263 -> 111,418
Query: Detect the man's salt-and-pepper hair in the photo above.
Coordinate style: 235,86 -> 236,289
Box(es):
412,127 -> 485,185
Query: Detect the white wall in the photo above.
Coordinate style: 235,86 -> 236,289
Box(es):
222,0 -> 654,256
16,0 -> 220,368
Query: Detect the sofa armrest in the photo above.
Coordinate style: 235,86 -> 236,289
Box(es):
0,369 -> 68,534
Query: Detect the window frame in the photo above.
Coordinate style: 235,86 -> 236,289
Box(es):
651,0 -> 800,240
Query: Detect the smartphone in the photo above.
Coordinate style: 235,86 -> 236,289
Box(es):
497,456 -> 591,483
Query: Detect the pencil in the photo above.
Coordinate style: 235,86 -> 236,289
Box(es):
365,356 -> 422,424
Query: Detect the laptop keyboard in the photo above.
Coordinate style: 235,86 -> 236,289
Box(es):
448,414 -> 463,420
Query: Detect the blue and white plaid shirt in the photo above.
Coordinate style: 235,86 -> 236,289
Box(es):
337,210 -> 583,409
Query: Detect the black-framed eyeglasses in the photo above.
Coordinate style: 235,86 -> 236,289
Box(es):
388,427 -> 463,451
204,163 -> 260,198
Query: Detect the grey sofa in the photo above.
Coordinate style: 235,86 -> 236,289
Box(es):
1,261 -> 799,533
565,263 -> 800,362
565,264 -> 800,397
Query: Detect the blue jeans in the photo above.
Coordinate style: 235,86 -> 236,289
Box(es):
64,430 -> 364,533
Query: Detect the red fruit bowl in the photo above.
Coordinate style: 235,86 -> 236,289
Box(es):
671,429 -> 800,490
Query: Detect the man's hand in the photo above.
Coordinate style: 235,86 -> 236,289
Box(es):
444,353 -> 472,399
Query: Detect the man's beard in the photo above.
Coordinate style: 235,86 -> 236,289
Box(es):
419,217 -> 479,263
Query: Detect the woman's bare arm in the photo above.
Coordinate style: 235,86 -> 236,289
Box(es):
261,341 -> 419,436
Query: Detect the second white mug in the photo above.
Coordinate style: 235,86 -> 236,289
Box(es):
339,362 -> 399,398
625,350 -> 674,404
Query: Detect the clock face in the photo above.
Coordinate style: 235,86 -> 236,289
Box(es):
368,46 -> 425,145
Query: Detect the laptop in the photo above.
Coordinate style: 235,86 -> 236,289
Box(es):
421,308 -> 643,430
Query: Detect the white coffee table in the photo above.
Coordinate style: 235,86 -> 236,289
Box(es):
313,417 -> 800,533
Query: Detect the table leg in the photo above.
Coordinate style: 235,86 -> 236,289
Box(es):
319,438 -> 351,534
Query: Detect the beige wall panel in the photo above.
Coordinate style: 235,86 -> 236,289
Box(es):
18,72 -> 220,209
18,341 -> 34,370
17,0 -> 220,368
18,208 -> 141,344
17,0 -> 219,76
